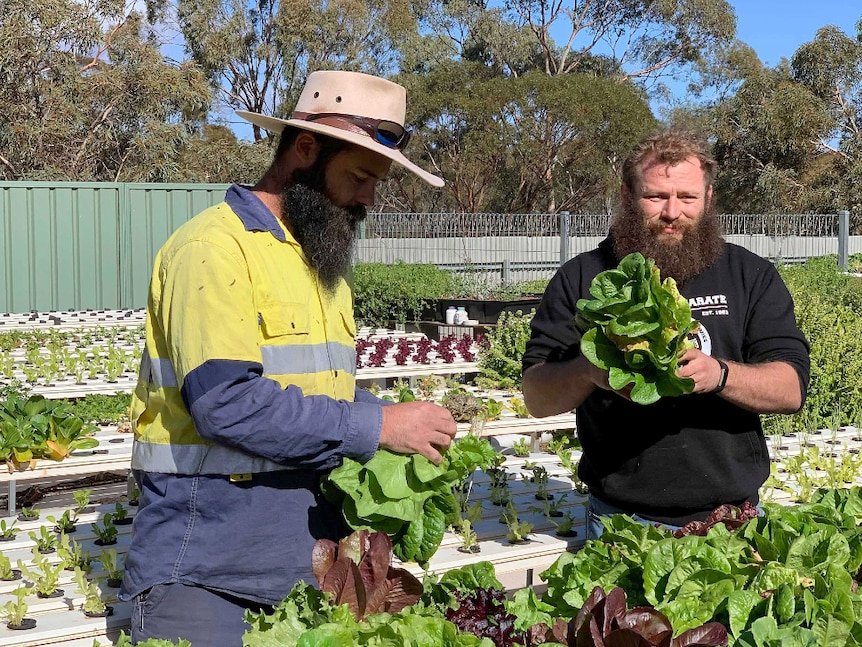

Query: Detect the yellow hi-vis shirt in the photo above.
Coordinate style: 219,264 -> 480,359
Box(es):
130,187 -> 363,475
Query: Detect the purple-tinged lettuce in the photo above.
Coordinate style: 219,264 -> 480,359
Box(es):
547,586 -> 728,647
311,530 -> 423,620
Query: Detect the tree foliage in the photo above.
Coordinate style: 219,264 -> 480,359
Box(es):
166,0 -> 420,140
5,0 -> 862,223
384,65 -> 655,213
702,17 -> 862,224
710,65 -> 833,214
0,0 -> 212,182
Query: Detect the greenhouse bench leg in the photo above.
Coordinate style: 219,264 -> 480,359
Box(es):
7,479 -> 15,514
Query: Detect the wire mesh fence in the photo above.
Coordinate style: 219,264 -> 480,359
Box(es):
355,212 -> 855,288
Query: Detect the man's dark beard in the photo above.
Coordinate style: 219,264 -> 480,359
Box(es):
281,163 -> 367,292
610,197 -> 725,285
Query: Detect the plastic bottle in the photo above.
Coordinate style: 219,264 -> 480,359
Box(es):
445,306 -> 457,324
454,306 -> 467,325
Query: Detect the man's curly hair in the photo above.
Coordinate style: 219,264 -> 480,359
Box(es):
621,128 -> 717,192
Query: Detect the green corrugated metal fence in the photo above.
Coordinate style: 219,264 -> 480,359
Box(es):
0,182 -> 229,312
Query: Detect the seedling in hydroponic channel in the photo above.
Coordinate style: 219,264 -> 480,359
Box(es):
552,510 -> 578,538
0,553 -> 21,581
99,549 -> 124,587
17,506 -> 39,521
489,471 -> 511,506
530,492 -> 570,519
0,519 -> 18,541
92,513 -> 118,546
498,500 -> 517,525
73,488 -> 93,516
72,567 -> 110,616
19,551 -> 64,597
112,502 -> 132,525
482,398 -> 504,421
454,518 -> 481,554
416,375 -> 441,400
56,533 -> 92,573
504,508 -> 533,544
1,587 -> 33,630
511,436 -> 531,457
507,397 -> 531,419
528,465 -> 553,501
28,526 -> 57,553
47,509 -> 77,534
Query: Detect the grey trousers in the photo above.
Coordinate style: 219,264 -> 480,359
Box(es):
131,582 -> 273,646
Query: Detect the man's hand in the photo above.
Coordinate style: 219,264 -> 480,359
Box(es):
676,348 -> 725,393
379,401 -> 458,465
584,359 -> 633,401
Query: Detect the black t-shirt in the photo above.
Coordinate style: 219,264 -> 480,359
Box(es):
522,238 -> 810,525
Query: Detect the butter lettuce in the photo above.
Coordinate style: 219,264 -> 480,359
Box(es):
575,252 -> 699,405
321,435 -> 497,565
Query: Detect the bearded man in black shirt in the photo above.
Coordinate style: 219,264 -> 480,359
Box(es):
521,128 -> 810,538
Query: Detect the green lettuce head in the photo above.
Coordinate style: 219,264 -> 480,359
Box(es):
575,252 -> 699,405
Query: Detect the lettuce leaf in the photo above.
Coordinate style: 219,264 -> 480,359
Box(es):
322,435 -> 497,564
575,252 -> 698,405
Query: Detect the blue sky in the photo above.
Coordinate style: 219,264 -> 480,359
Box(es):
729,1 -> 859,67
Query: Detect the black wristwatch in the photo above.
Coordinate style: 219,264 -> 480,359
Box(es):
713,358 -> 729,393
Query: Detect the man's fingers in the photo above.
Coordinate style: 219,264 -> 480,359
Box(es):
433,431 -> 453,451
423,446 -> 444,465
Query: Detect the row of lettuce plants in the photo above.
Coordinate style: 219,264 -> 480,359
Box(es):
231,486 -> 862,646
1,490 -> 132,630
0,329 -> 482,388
356,334 -> 480,368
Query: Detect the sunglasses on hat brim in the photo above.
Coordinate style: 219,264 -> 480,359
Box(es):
291,111 -> 412,151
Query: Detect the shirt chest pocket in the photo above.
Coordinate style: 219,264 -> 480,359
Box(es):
258,302 -> 311,339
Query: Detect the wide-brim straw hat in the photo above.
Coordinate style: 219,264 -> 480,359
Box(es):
237,70 -> 444,187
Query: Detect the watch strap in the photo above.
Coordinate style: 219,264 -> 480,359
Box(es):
713,358 -> 729,393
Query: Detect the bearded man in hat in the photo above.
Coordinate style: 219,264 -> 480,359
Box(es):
522,128 -> 810,540
119,71 -> 455,645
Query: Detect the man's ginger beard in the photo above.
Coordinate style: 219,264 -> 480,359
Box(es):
281,159 -> 367,293
610,193 -> 725,285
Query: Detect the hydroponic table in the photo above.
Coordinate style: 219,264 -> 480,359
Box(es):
4,426 -> 862,646
0,428 -> 133,514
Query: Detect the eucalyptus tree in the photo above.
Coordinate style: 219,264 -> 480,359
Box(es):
710,64 -> 833,214
161,0 -> 421,140
383,64 -> 655,213
705,19 -> 862,218
0,0 -> 211,181
791,22 -> 862,221
174,125 -> 273,183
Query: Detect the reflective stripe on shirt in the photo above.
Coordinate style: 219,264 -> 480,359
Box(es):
140,349 -> 179,388
141,344 -> 356,389
131,439 -> 291,475
260,342 -> 356,376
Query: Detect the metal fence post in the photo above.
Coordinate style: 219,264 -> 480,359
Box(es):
501,258 -> 510,285
559,211 -> 570,267
838,209 -> 850,270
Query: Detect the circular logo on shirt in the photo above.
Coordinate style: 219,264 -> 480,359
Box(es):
688,319 -> 712,356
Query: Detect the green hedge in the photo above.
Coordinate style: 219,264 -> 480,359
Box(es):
352,262 -> 461,327
766,257 -> 862,434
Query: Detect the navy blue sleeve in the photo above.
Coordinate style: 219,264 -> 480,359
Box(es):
181,360 -> 381,470
354,386 -> 395,406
